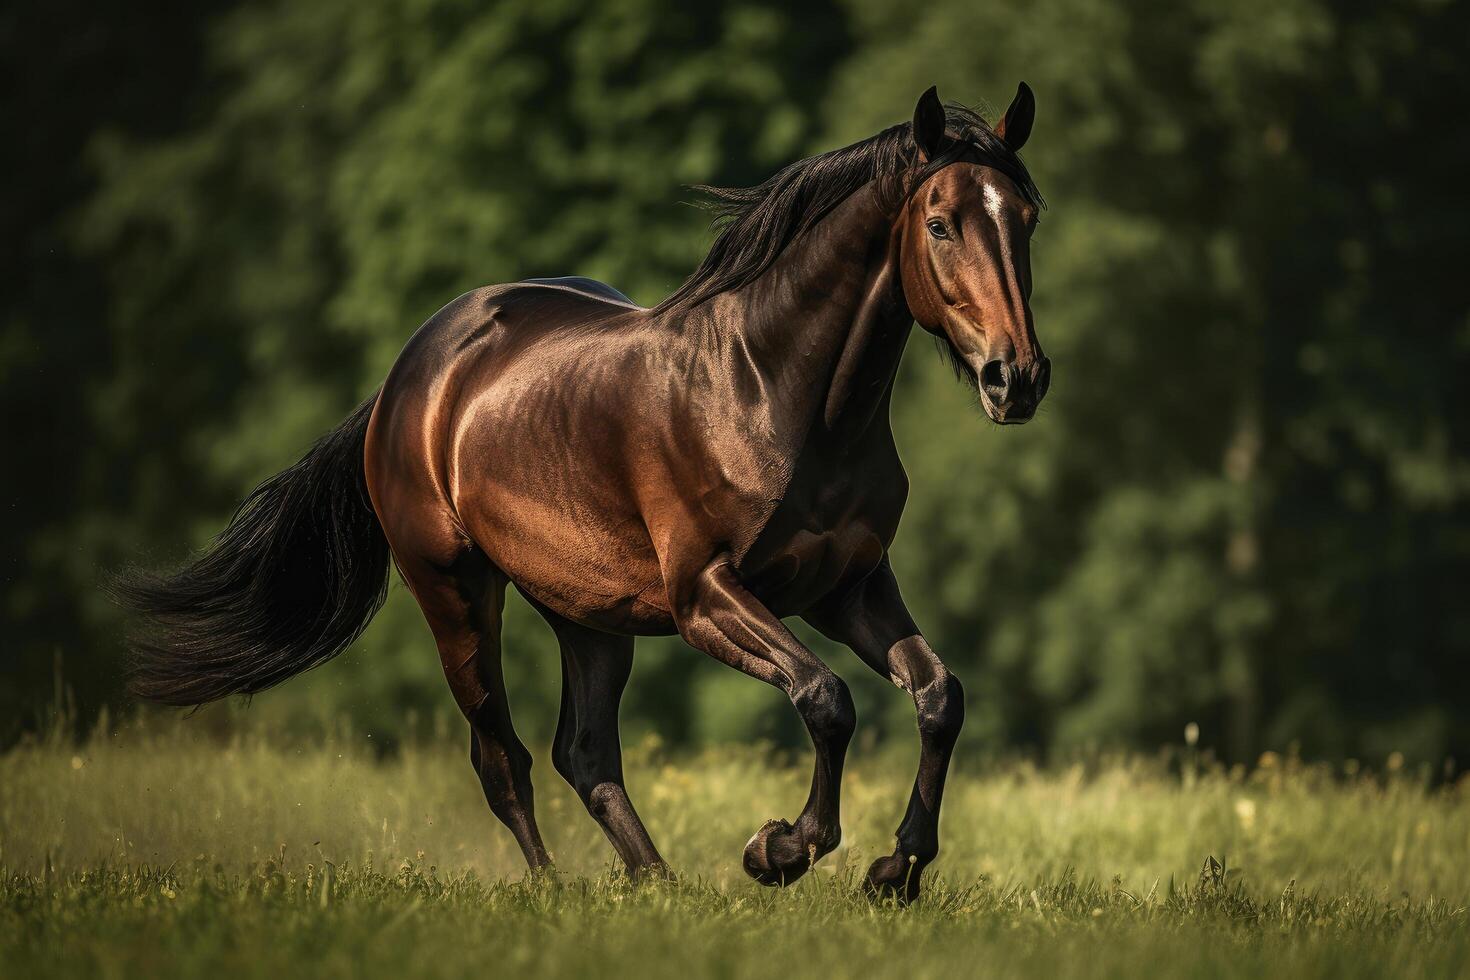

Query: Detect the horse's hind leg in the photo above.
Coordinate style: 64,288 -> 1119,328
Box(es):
538,606 -> 666,876
399,551 -> 551,871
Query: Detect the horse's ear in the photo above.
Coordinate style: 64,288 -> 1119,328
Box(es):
994,81 -> 1035,151
912,86 -> 947,161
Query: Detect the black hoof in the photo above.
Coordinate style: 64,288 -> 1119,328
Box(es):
742,818 -> 814,886
862,853 -> 922,904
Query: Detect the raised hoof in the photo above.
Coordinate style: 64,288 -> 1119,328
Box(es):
742,818 -> 815,886
862,854 -> 922,905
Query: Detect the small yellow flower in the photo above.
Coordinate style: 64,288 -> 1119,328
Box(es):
1234,797 -> 1257,832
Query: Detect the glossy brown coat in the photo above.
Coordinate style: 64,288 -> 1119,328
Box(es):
364,86 -> 1046,899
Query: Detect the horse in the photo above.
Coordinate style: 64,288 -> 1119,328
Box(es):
118,84 -> 1048,903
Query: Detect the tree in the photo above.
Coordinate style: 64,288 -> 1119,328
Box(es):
0,0 -> 231,739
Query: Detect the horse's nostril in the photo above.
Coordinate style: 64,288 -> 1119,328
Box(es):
979,359 -> 1008,394
1035,357 -> 1052,401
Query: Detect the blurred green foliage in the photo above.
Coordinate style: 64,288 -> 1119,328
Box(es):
3,0 -> 1467,763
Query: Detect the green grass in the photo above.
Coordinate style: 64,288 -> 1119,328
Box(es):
2,718 -> 1467,978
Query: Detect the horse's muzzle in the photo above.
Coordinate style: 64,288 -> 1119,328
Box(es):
979,355 -> 1050,424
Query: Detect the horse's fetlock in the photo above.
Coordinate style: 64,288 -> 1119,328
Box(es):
805,821 -> 841,856
897,832 -> 939,867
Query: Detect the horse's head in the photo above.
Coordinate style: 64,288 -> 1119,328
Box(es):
898,85 -> 1049,425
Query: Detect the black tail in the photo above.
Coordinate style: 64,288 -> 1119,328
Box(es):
115,394 -> 391,706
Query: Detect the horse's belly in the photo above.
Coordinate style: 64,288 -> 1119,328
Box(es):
469,500 -> 675,635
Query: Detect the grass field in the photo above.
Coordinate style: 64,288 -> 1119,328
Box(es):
3,717 -> 1468,979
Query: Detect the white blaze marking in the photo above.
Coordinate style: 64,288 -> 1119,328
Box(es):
983,181 -> 1005,222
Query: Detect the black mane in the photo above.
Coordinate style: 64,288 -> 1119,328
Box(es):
658,103 -> 1043,311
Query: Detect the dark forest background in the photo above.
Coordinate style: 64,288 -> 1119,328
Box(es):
3,0 -> 1467,765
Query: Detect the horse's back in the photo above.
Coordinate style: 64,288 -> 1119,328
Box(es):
387,278 -> 638,371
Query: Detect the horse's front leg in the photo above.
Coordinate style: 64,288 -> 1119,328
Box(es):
805,557 -> 964,903
673,560 -> 855,886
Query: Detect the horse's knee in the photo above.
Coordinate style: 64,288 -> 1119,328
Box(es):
793,670 -> 856,746
916,671 -> 964,746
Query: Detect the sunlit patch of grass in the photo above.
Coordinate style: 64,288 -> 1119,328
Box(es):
2,719 -> 1467,978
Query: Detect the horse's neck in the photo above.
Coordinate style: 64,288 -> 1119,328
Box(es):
721,186 -> 912,439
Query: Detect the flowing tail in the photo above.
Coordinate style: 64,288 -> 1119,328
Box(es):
115,394 -> 391,706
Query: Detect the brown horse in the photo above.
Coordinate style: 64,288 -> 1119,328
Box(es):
119,84 -> 1047,902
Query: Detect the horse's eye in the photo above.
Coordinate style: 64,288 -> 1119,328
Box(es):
926,219 -> 950,240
